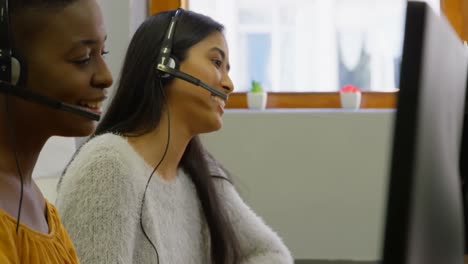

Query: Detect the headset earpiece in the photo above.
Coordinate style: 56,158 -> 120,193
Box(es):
153,8 -> 228,100
0,0 -> 25,85
155,9 -> 183,81
159,56 -> 179,80
11,50 -> 26,85
11,56 -> 20,85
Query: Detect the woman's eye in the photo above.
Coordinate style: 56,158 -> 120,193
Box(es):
73,57 -> 91,65
73,50 -> 108,65
212,59 -> 223,68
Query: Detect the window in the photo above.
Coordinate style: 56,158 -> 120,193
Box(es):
189,0 -> 439,93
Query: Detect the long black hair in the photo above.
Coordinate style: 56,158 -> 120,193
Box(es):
95,10 -> 241,264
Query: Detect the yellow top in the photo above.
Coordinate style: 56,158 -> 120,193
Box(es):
0,200 -> 79,264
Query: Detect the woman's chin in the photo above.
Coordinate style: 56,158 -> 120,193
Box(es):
57,120 -> 98,137
197,119 -> 223,135
210,117 -> 223,132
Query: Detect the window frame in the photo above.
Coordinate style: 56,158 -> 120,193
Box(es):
149,0 -> 400,109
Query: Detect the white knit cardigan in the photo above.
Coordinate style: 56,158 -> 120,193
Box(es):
56,133 -> 293,264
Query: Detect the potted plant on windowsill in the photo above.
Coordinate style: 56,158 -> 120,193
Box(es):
247,80 -> 267,110
339,84 -> 362,109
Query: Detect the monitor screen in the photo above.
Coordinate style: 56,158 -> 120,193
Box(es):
381,1 -> 468,263
462,71 -> 468,253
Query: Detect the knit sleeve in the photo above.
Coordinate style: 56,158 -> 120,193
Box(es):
56,139 -> 139,264
215,180 -> 294,264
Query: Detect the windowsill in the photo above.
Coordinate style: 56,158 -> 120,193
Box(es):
225,108 -> 396,113
226,91 -> 398,109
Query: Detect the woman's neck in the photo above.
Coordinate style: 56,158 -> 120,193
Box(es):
127,111 -> 192,181
0,101 -> 49,183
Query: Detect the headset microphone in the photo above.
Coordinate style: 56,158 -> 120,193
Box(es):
156,64 -> 227,100
0,81 -> 101,120
0,0 -> 100,121
155,8 -> 228,101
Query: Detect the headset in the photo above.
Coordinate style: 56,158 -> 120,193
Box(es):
0,0 -> 22,85
0,0 -> 102,234
155,8 -> 228,101
0,0 -> 100,120
0,0 -> 25,234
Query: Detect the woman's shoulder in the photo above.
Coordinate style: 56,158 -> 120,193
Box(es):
72,133 -> 135,164
80,133 -> 129,154
57,133 -> 141,203
61,133 -> 136,185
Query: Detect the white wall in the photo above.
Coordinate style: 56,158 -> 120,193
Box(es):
96,0 -> 136,94
419,0 -> 441,15
201,110 -> 394,261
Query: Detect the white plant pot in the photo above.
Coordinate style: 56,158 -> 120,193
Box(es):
247,92 -> 267,110
340,92 -> 361,109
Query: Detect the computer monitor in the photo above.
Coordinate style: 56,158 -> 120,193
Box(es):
463,94 -> 468,253
381,1 -> 468,264
462,66 -> 468,253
